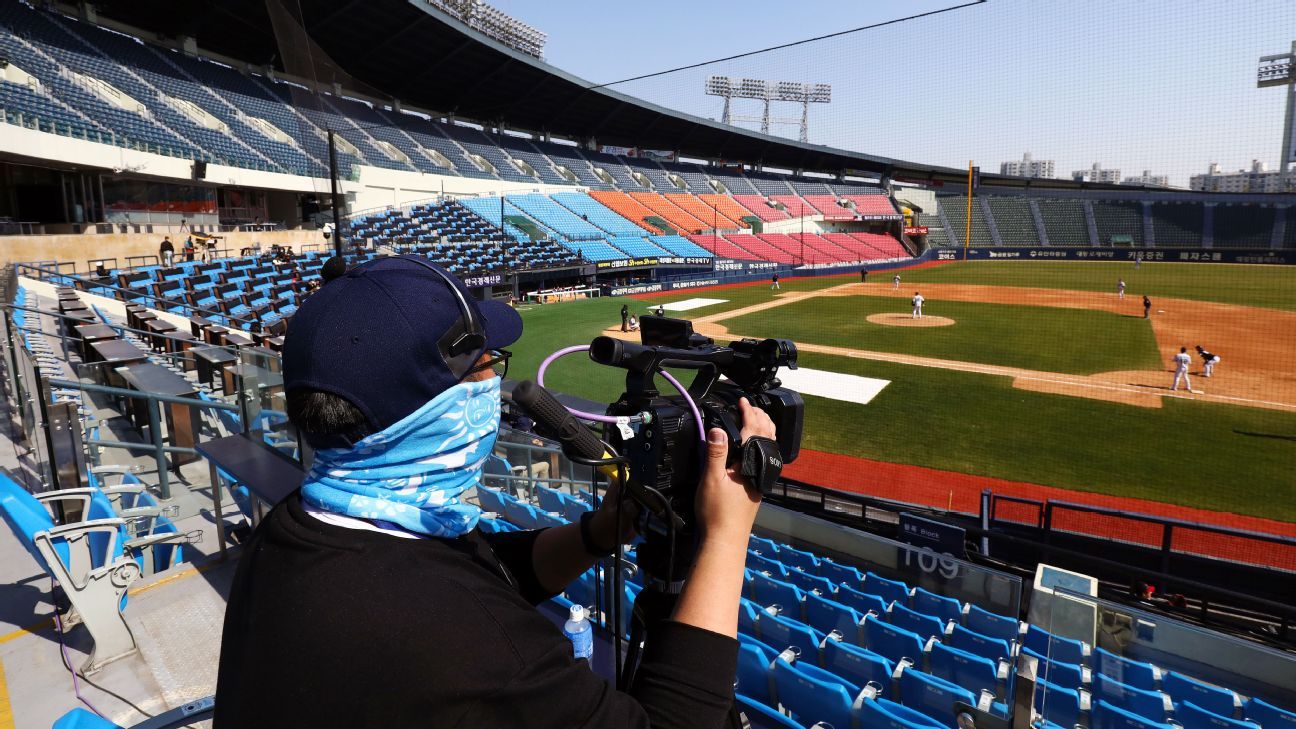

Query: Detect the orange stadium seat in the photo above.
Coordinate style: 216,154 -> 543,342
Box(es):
588,191 -> 666,233
628,192 -> 711,234
664,193 -> 744,230
733,195 -> 791,222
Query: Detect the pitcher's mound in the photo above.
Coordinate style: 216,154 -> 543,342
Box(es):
867,313 -> 955,327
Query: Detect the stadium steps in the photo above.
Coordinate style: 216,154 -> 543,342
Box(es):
1029,199 -> 1050,246
979,197 -> 1006,246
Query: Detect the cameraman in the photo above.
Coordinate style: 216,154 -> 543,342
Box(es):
213,255 -> 774,728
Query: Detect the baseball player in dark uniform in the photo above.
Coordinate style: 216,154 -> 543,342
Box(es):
1143,295 -> 1151,319
621,304 -> 629,332
1195,345 -> 1220,377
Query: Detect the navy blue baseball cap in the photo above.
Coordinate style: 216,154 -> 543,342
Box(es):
283,255 -> 522,437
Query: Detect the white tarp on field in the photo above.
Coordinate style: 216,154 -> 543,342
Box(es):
775,367 -> 890,405
659,298 -> 729,312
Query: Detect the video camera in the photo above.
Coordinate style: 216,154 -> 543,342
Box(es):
588,315 -> 803,579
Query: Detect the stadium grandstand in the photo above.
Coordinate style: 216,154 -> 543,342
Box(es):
0,1 -> 1294,728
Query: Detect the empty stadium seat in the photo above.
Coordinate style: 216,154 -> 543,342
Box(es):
1091,673 -> 1171,723
865,613 -> 927,665
749,570 -> 807,615
1163,673 -> 1242,718
1092,647 -> 1160,691
836,583 -> 889,617
964,603 -> 1019,643
804,591 -> 867,644
735,694 -> 801,729
888,602 -> 947,641
750,535 -> 781,555
739,597 -> 764,637
864,572 -> 912,606
1022,646 -> 1087,691
1032,678 -> 1084,729
736,634 -> 777,706
947,623 -> 1014,664
855,697 -> 947,729
772,654 -> 858,729
1244,698 -> 1296,729
1177,701 -> 1259,729
929,640 -> 1008,700
913,588 -> 963,624
817,558 -> 864,588
784,569 -> 837,597
777,545 -> 820,573
1091,699 -> 1177,729
756,610 -> 825,659
1022,624 -> 1089,666
748,549 -> 790,579
899,665 -> 983,727
820,636 -> 895,693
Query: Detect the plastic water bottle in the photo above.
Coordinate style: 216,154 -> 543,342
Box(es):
563,604 -> 594,665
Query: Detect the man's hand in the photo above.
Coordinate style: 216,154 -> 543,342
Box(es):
694,398 -> 776,547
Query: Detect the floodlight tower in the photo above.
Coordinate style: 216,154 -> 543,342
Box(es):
706,76 -> 832,143
1258,42 -> 1296,182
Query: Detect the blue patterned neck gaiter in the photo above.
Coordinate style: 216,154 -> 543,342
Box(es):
301,377 -> 500,537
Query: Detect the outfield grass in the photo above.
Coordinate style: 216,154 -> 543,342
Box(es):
722,295 -> 1162,375
901,260 -> 1296,311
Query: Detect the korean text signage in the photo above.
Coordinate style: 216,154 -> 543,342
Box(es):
463,273 -> 504,288
595,256 -> 713,271
940,248 -> 1295,265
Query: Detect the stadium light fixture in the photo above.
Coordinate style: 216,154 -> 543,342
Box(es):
705,75 -> 832,143
1257,41 -> 1296,179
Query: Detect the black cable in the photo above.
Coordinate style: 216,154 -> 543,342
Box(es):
584,1 -> 987,91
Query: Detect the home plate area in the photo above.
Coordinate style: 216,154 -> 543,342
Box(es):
774,367 -> 890,405
659,297 -> 729,312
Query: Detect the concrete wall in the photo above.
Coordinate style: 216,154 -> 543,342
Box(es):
2,230 -> 323,268
348,166 -> 583,212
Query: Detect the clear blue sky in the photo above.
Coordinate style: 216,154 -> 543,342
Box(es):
488,0 -> 1295,186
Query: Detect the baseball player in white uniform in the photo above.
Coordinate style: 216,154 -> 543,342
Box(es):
1117,279 -> 1126,299
1196,345 -> 1220,377
1171,347 -> 1194,392
893,274 -> 901,289
912,292 -> 925,319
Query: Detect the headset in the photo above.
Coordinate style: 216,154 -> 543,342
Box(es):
321,253 -> 487,381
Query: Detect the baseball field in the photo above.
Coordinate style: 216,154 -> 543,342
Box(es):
509,260 -> 1296,530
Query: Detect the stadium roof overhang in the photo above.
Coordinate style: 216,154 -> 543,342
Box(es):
84,0 -> 1146,191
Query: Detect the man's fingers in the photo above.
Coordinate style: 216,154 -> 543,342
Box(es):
706,428 -> 728,465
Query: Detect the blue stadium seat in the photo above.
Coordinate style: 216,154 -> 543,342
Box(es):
836,583 -> 889,617
1022,647 -> 1087,691
747,550 -> 789,579
749,571 -> 807,616
818,558 -> 864,588
771,655 -> 858,729
913,588 -> 963,624
1177,701 -> 1259,729
929,640 -> 1007,700
959,601 -> 1016,640
564,568 -> 597,609
739,597 -> 764,638
750,535 -> 781,555
1091,674 -> 1170,723
899,666 -> 979,728
1091,699 -> 1177,729
820,637 -> 895,694
735,694 -> 801,729
477,514 -> 518,533
1032,678 -> 1083,729
855,697 -> 947,729
1244,697 -> 1296,729
804,591 -> 867,644
864,572 -> 912,606
756,610 -> 825,659
1163,672 -> 1242,718
777,545 -> 820,573
784,568 -> 837,597
501,496 -> 540,529
1093,647 -> 1160,691
1022,625 -> 1089,666
864,613 -> 927,665
888,603 -> 947,641
736,634 -> 777,706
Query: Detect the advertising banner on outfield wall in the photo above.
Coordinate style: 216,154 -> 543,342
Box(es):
936,248 -> 1296,265
594,256 -> 714,271
608,278 -> 723,296
714,258 -> 782,273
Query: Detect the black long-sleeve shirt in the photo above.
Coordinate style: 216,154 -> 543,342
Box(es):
213,492 -> 739,728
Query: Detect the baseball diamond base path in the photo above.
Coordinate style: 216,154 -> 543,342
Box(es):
679,283 -> 1296,412
786,449 -> 1296,571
